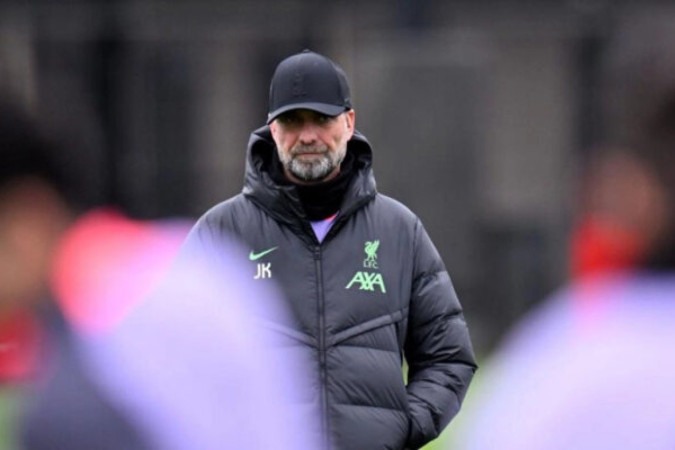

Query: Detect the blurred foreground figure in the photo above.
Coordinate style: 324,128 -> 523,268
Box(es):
0,95 -> 317,450
454,14 -> 675,450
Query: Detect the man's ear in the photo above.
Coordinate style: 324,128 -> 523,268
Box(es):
269,120 -> 281,144
345,109 -> 355,138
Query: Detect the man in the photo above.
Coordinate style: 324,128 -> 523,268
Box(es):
185,49 -> 477,450
452,14 -> 675,450
0,94 -> 316,450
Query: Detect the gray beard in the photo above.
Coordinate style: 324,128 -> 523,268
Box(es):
288,154 -> 334,181
282,144 -> 346,182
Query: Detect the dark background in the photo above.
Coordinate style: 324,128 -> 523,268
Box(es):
1,0 -> 671,355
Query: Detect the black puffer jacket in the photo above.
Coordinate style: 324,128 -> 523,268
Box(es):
188,126 -> 477,450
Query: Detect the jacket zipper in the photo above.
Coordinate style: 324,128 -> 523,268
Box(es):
314,245 -> 330,449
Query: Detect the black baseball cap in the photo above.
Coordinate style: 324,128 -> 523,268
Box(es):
267,50 -> 352,124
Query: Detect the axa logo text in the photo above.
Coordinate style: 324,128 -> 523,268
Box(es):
345,271 -> 386,293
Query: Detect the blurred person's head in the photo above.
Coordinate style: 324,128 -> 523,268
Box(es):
0,95 -> 84,316
572,13 -> 675,276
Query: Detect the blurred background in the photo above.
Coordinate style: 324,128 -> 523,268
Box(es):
0,0 -> 672,357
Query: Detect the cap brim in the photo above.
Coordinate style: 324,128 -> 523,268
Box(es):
267,102 -> 347,124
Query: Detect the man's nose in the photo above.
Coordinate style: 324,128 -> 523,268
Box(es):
298,123 -> 318,144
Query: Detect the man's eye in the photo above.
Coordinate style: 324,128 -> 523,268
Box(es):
278,115 -> 299,125
315,115 -> 332,124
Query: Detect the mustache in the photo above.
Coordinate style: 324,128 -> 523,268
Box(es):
291,145 -> 328,155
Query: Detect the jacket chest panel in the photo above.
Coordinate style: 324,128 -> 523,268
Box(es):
236,212 -> 414,338
319,234 -> 412,333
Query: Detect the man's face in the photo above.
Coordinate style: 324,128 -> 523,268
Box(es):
270,109 -> 355,184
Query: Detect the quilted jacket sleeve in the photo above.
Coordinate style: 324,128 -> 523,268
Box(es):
404,219 -> 478,449
181,211 -> 227,261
